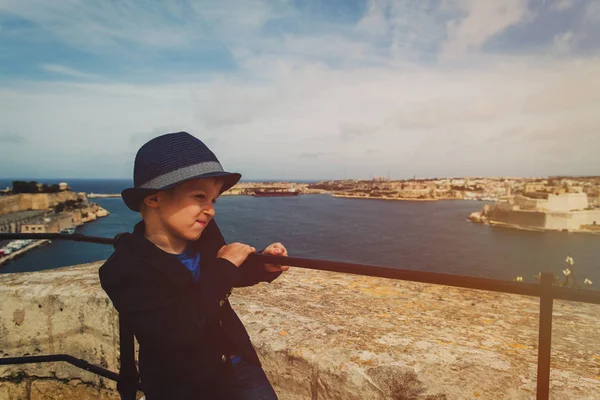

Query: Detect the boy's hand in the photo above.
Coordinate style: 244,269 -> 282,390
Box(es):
217,243 -> 256,268
262,242 -> 290,272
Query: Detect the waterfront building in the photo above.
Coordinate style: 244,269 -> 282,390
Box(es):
20,213 -> 74,234
0,211 -> 49,233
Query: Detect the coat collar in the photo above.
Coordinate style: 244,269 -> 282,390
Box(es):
126,220 -> 210,289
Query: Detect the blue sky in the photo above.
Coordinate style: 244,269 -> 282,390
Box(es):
1,0 -> 599,180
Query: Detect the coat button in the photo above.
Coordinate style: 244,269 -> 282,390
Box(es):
221,355 -> 226,362
219,320 -> 223,327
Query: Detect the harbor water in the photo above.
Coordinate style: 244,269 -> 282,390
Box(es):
1,179 -> 599,286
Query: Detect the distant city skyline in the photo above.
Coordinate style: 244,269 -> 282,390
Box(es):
1,1 -> 599,180
2,174 -> 599,185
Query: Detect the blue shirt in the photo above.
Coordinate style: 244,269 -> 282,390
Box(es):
175,247 -> 201,283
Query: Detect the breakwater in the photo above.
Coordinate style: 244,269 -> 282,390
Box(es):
87,193 -> 121,199
0,240 -> 50,266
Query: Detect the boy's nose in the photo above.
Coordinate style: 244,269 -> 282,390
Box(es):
204,205 -> 216,216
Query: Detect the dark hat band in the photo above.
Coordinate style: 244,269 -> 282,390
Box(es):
139,161 -> 224,189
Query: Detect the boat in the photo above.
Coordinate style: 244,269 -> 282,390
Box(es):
7,240 -> 25,250
250,187 -> 301,197
61,227 -> 75,234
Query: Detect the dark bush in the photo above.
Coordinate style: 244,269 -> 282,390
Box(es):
40,184 -> 60,193
12,181 -> 38,194
46,184 -> 60,193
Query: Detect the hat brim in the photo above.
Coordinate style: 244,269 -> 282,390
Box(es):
121,171 -> 242,212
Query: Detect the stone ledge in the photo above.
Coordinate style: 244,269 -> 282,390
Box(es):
0,263 -> 121,399
0,373 -> 119,400
2,263 -> 600,399
233,268 -> 600,399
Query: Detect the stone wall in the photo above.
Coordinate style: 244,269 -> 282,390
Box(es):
545,210 -> 600,231
513,195 -> 544,211
0,197 -> 21,217
0,193 -> 79,216
487,208 -> 547,229
2,264 -> 600,399
487,207 -> 600,231
0,264 -> 122,399
545,193 -> 589,212
513,193 -> 589,213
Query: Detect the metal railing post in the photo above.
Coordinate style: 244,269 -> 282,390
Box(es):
117,316 -> 141,399
536,272 -> 554,400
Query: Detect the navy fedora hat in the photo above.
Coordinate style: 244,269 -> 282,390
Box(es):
122,131 -> 241,212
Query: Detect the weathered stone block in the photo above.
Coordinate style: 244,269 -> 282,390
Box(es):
0,381 -> 28,400
29,380 -> 118,400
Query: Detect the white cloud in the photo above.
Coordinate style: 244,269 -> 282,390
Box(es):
585,0 -> 600,21
0,133 -> 26,144
551,0 -> 576,11
39,64 -> 101,80
188,0 -> 282,35
441,0 -> 529,59
357,0 -> 389,36
2,55 -> 600,179
553,31 -> 574,53
0,0 -> 205,53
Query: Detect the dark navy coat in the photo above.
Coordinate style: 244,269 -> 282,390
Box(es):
99,220 -> 280,399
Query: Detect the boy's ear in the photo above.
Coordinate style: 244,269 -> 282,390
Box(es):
143,193 -> 160,208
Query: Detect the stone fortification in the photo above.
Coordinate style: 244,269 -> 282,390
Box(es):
470,192 -> 600,233
514,193 -> 589,213
478,206 -> 600,232
0,193 -> 81,216
1,264 -> 600,399
0,193 -> 109,235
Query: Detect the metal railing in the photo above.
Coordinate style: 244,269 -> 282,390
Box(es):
1,232 -> 600,400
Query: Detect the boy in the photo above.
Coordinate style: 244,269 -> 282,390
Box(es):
99,132 -> 289,399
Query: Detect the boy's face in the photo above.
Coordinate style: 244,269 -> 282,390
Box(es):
155,178 -> 223,242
